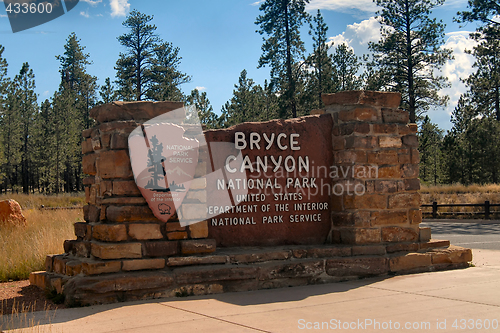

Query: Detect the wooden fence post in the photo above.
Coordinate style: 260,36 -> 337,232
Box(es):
485,201 -> 490,220
432,201 -> 438,219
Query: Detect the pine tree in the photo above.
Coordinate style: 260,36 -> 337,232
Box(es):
148,42 -> 191,101
185,89 -> 220,129
99,77 -> 117,104
35,99 -> 57,192
115,10 -> 160,101
418,116 -> 443,185
222,70 -> 267,127
56,33 -> 96,192
115,10 -> 189,102
306,10 -> 335,108
14,63 -> 38,193
332,44 -> 363,91
368,0 -> 453,123
0,45 -> 9,193
456,0 -> 500,28
255,0 -> 310,118
463,25 -> 500,120
0,82 -> 22,192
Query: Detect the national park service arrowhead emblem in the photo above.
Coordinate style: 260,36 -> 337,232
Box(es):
128,122 -> 199,222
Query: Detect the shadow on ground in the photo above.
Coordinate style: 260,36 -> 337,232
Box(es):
0,276 -> 388,330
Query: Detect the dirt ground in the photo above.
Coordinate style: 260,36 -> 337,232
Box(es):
0,280 -> 64,316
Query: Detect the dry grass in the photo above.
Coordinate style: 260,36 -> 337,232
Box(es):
0,208 -> 82,282
420,184 -> 500,217
1,303 -> 61,332
0,193 -> 85,210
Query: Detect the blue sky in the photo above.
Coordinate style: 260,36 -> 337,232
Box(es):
0,0 -> 479,131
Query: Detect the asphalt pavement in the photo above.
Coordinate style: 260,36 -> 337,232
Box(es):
422,219 -> 500,250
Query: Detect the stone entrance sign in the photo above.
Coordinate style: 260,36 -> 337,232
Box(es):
29,92 -> 473,307
205,116 -> 333,247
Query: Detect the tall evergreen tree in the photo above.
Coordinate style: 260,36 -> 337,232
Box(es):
306,10 -> 335,108
14,63 -> 38,193
457,0 -> 500,28
332,43 -> 363,91
99,77 -> 117,104
368,0 -> 453,123
148,42 -> 191,101
115,10 -> 160,101
0,46 -> 9,193
55,33 -> 96,192
222,70 -> 267,127
419,115 -> 443,185
185,89 -> 220,129
255,0 -> 310,118
0,82 -> 22,192
115,10 -> 190,102
464,25 -> 500,120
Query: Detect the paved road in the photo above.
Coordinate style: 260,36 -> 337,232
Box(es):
422,219 -> 500,250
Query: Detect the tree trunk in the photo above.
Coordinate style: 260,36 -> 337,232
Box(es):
283,1 -> 296,118
405,0 -> 416,123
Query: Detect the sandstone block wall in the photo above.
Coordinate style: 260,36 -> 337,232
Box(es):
70,101 -> 215,267
322,91 -> 424,247
29,92 -> 472,306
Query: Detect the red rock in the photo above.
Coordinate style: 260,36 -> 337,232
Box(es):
90,101 -> 184,123
340,227 -> 381,244
367,151 -> 399,164
83,204 -> 101,223
0,199 -> 26,226
386,242 -> 419,253
381,226 -> 419,242
82,153 -> 97,175
181,239 -> 216,254
143,241 -> 178,257
259,260 -> 325,280
371,210 -> 407,226
92,224 -> 128,242
97,150 -> 133,179
326,257 -> 388,276
389,253 -> 431,272
322,91 -> 401,108
388,192 -> 421,209
381,108 -> 409,124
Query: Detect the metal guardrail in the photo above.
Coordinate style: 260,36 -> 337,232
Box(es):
421,201 -> 500,219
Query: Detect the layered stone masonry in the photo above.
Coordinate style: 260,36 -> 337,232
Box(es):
29,92 -> 473,307
74,101 -> 215,266
321,91 -> 424,247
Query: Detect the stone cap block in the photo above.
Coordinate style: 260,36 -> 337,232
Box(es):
90,101 -> 184,123
322,91 -> 401,108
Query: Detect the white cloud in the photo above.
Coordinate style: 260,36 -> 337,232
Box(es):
435,31 -> 477,121
251,0 -> 263,6
195,86 -> 206,91
110,0 -> 129,17
80,11 -> 90,18
0,14 -> 6,18
81,0 -> 102,6
327,17 -> 381,56
307,0 -> 377,15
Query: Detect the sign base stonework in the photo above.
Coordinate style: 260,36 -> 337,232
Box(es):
30,93 -> 472,307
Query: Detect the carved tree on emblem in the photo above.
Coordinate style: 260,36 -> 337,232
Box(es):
145,135 -> 166,190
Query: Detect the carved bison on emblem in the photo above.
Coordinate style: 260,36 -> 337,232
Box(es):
158,203 -> 171,215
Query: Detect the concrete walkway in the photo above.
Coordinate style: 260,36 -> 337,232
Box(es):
2,249 -> 500,333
